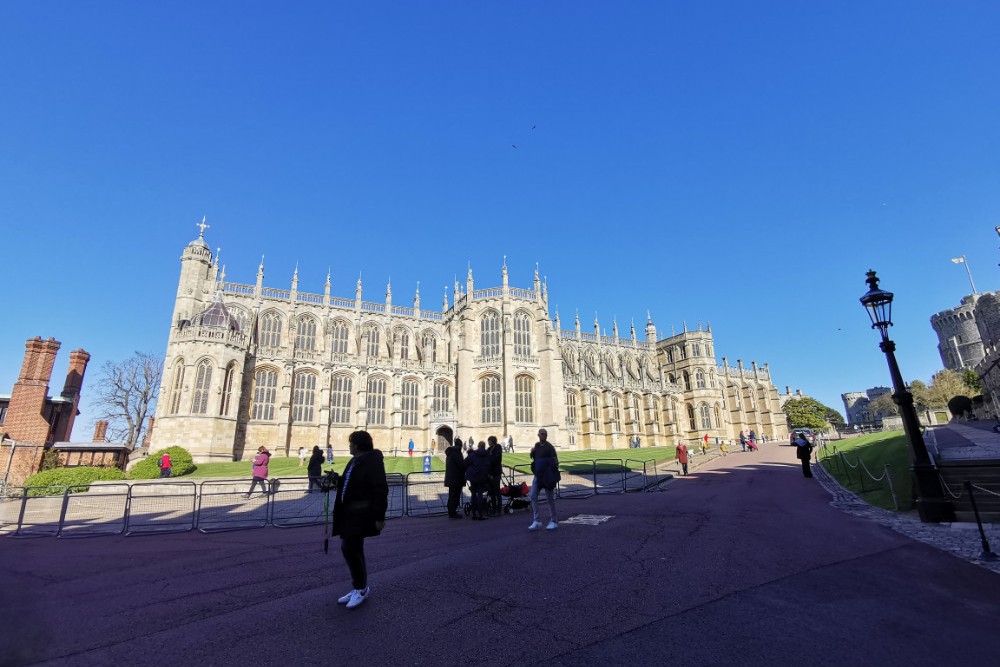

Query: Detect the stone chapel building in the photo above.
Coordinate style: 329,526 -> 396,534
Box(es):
149,228 -> 788,462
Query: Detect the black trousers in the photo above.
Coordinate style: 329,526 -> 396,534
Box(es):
447,485 -> 463,516
341,536 -> 367,590
488,476 -> 501,512
801,458 -> 813,478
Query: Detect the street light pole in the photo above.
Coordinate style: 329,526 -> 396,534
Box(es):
860,270 -> 953,523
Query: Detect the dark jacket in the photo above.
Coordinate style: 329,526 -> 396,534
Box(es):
332,449 -> 388,539
488,443 -> 503,477
444,444 -> 466,487
530,441 -> 560,490
307,449 -> 325,477
794,437 -> 813,461
465,447 -> 491,486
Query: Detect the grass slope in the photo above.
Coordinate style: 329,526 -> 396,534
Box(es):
817,431 -> 913,511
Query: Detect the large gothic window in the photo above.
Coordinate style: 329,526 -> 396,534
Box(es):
683,371 -> 691,391
566,392 -> 578,426
401,379 -> 419,426
632,395 -> 642,431
330,374 -> 353,424
610,394 -> 622,431
693,343 -> 702,357
588,393 -> 601,432
191,360 -> 213,414
260,312 -> 283,348
168,359 -> 185,415
514,312 -> 531,356
687,404 -> 696,430
480,311 -> 501,357
696,370 -> 706,389
714,404 -> 722,428
296,317 -> 317,351
219,362 -> 236,416
399,330 -> 410,361
433,381 -> 450,413
480,375 -> 501,424
331,321 -> 350,354
366,376 -> 388,426
514,375 -> 534,423
251,368 -> 278,420
422,333 -> 437,362
366,326 -> 381,358
700,403 -> 712,429
292,372 -> 317,422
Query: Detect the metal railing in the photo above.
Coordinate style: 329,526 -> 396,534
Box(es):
0,460 -> 677,537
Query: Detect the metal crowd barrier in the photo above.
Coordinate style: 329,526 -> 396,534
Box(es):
1,457 -> 676,537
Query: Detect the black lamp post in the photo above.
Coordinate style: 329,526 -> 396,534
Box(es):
860,270 -> 953,522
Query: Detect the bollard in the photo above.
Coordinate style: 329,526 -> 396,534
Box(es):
964,481 -> 998,561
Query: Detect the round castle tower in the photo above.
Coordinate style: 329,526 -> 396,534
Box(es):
930,295 -> 985,371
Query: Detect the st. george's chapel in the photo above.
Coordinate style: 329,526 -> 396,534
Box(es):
149,226 -> 789,462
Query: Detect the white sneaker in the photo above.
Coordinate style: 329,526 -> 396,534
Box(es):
337,590 -> 354,604
546,521 -> 558,530
528,521 -> 542,530
346,586 -> 369,609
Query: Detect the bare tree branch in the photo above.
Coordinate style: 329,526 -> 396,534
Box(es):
92,352 -> 163,449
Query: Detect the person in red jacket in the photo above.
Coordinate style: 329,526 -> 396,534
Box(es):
245,446 -> 271,497
675,442 -> 689,476
158,452 -> 172,478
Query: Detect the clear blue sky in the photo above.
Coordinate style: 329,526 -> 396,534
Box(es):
1,1 -> 998,431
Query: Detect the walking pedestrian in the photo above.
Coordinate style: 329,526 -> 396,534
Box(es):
528,428 -> 560,530
307,445 -> 325,492
334,430 -> 388,610
739,430 -> 747,452
701,433 -> 709,455
794,432 -> 814,478
158,451 -> 172,478
298,446 -> 306,467
245,446 -> 271,497
326,444 -> 334,464
441,427 -> 465,519
675,441 -> 689,475
408,438 -> 414,457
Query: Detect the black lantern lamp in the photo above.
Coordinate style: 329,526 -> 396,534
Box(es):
859,270 -> 952,523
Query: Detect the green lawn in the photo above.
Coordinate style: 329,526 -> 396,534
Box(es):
182,446 -> 678,479
817,431 -> 913,511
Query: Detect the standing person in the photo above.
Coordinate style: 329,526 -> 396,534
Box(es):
408,438 -> 415,458
739,430 -> 747,452
675,441 -> 689,475
720,440 -> 729,456
702,433 -> 709,455
246,446 -> 271,497
442,428 -> 465,519
528,428 -> 560,530
507,435 -> 515,453
333,430 -> 388,610
307,445 -> 325,493
465,441 -> 491,520
158,451 -> 172,478
794,432 -> 814,478
748,430 -> 758,452
487,435 -> 503,515
298,446 -> 306,467
326,444 -> 334,464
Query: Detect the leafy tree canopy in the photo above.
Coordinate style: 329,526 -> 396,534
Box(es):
868,392 -> 899,417
783,397 -> 843,430
962,369 -> 983,394
910,369 -> 970,410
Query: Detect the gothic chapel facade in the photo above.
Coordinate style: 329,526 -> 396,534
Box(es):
150,230 -> 788,461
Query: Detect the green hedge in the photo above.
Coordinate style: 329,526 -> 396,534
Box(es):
24,466 -> 127,496
129,446 -> 196,479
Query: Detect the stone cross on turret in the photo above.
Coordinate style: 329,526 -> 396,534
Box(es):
197,216 -> 209,237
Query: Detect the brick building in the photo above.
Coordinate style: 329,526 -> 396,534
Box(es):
0,337 -> 91,487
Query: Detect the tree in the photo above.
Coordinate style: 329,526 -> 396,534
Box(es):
868,392 -> 899,418
962,369 -> 983,394
783,397 -> 842,430
92,352 -> 163,450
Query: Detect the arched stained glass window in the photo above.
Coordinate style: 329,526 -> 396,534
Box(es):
191,360 -> 213,414
367,376 -> 387,425
366,326 -> 381,358
480,375 -> 501,424
220,362 -> 236,416
480,312 -> 501,357
433,381 -> 450,413
296,317 -> 317,351
330,374 -> 352,424
168,359 -> 185,415
514,312 -> 531,356
331,321 -> 350,354
260,312 -> 283,348
700,403 -> 712,429
515,375 -> 534,423
402,379 -> 419,426
293,372 -> 317,422
251,368 -> 278,420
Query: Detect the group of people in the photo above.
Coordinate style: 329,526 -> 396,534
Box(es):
443,430 -> 505,520
440,426 -> 559,530
739,430 -> 760,453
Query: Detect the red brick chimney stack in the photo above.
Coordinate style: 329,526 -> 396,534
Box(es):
51,348 -> 91,442
93,420 -> 108,442
4,337 -> 61,443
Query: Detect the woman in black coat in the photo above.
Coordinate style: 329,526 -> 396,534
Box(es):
443,431 -> 466,519
465,442 -> 491,520
332,430 -> 388,609
307,445 -> 326,493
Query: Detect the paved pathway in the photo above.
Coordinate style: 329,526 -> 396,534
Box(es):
3,442 -> 1000,666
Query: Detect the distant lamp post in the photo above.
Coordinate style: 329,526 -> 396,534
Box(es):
860,270 -> 952,522
950,256 -> 978,295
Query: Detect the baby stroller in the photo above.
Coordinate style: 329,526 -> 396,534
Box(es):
500,475 -> 531,514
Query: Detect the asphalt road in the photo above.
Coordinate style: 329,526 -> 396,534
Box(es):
3,443 -> 999,666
